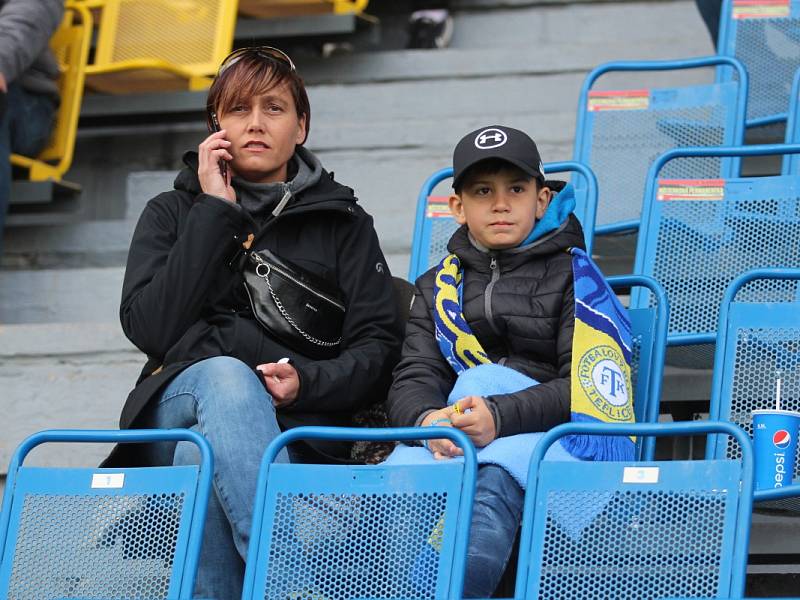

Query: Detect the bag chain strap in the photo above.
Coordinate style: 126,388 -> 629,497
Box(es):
256,262 -> 342,347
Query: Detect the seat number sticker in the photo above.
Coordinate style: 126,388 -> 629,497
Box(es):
91,473 -> 125,489
623,466 -> 660,484
588,90 -> 650,112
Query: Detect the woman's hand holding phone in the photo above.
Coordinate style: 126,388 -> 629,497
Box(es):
198,114 -> 235,203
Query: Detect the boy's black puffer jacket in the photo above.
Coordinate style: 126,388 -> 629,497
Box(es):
386,214 -> 585,437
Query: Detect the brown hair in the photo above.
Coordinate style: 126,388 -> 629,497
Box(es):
206,50 -> 311,144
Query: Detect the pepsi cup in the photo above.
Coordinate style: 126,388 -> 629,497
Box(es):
752,409 -> 800,491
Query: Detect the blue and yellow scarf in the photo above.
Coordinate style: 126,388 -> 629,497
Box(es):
431,187 -> 635,461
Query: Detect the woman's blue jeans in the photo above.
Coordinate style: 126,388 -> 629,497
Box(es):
463,464 -> 525,598
139,356 -> 290,600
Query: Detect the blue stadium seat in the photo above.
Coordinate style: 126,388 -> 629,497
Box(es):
0,429 -> 212,600
708,268 -> 800,509
782,68 -> 800,174
241,426 -> 477,600
515,421 -> 754,600
573,57 -> 747,236
632,144 -> 800,351
608,276 -> 669,461
408,161 -> 599,283
717,0 -> 800,127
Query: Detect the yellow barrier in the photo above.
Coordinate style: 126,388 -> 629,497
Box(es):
10,3 -> 92,183
85,0 -> 239,94
238,0 -> 369,19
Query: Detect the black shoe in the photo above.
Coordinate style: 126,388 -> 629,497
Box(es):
407,9 -> 453,49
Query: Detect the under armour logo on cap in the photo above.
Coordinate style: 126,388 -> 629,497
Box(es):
474,128 -> 508,150
453,124 -> 545,190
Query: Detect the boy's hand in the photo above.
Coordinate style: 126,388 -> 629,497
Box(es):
421,409 -> 464,460
450,396 -> 497,448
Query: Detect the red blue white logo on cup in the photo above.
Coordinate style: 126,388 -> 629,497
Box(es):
773,429 -> 792,449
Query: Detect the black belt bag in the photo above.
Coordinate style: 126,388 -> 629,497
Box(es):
242,249 -> 346,359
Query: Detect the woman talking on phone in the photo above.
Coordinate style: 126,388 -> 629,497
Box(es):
108,47 -> 403,598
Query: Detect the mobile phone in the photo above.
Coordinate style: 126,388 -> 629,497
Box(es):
209,111 -> 228,182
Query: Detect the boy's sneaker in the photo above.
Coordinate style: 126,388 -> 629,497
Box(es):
407,9 -> 453,49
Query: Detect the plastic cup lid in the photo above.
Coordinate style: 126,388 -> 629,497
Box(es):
752,409 -> 800,418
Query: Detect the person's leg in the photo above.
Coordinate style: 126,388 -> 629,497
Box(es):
462,464 -> 525,598
694,0 -> 723,48
173,428 -> 246,600
140,356 -> 289,600
0,87 -> 12,255
408,1 -> 453,49
0,83 -> 57,254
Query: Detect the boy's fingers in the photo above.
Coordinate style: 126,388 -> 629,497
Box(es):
431,440 -> 460,456
458,396 -> 479,409
450,413 -> 478,428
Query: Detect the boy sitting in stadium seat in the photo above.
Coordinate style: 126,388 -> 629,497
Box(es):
386,125 -> 634,597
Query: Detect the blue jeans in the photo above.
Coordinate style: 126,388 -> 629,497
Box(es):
462,464 -> 525,598
0,83 -> 57,253
139,356 -> 290,600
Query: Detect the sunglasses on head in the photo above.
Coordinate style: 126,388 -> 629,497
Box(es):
217,46 -> 297,76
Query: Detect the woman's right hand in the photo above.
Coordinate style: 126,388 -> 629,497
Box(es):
421,408 -> 463,460
198,130 -> 235,203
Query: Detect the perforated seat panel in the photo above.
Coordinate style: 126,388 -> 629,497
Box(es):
6,493 -> 185,600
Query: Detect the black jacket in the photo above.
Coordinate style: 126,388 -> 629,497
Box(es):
108,152 -> 403,466
386,214 -> 585,437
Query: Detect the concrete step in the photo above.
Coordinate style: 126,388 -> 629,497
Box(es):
0,267 -> 124,324
0,321 -> 143,473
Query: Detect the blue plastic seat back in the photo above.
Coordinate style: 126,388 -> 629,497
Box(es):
516,422 -> 754,600
407,162 -> 599,283
783,68 -> 800,174
243,427 -> 477,600
608,276 -> 670,461
0,429 -> 212,600
718,0 -> 800,127
633,145 -> 800,344
709,270 -> 800,484
574,57 -> 747,235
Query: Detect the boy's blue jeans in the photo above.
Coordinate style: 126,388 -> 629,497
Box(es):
0,83 -> 57,254
139,356 -> 290,600
463,464 -> 525,598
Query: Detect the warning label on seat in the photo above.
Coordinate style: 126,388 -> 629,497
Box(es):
588,90 -> 650,112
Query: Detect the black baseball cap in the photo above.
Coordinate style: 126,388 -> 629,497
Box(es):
452,125 -> 545,190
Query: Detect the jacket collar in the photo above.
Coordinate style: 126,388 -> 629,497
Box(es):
447,211 -> 586,274
175,149 -> 357,217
